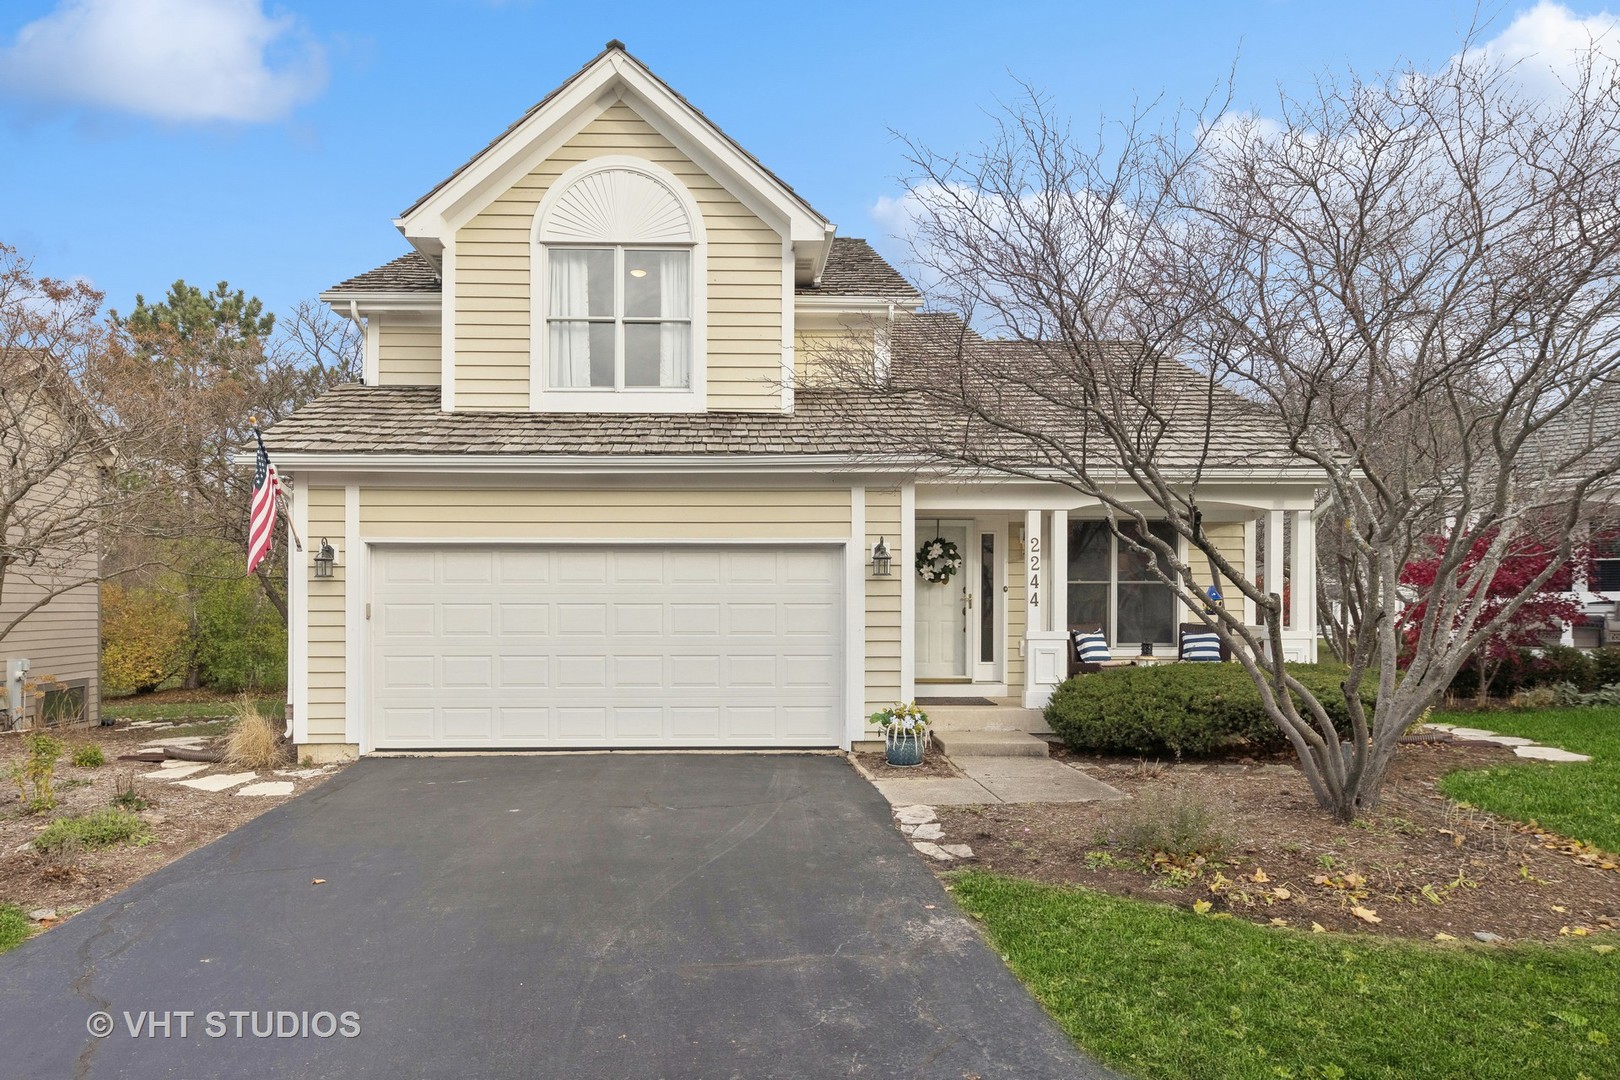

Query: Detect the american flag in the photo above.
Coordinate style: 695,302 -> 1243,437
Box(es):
247,429 -> 284,575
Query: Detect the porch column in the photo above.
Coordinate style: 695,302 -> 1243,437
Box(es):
1266,510 -> 1286,626
1024,510 -> 1043,636
1021,509 -> 1068,708
1050,509 -> 1069,634
1292,508 -> 1316,659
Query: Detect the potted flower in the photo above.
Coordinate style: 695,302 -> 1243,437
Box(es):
870,701 -> 931,767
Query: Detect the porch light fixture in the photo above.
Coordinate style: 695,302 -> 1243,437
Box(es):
313,538 -> 336,580
871,536 -> 893,577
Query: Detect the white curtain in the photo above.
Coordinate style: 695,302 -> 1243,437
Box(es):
654,250 -> 691,388
549,250 -> 592,387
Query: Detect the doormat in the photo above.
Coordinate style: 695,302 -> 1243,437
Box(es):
914,697 -> 999,707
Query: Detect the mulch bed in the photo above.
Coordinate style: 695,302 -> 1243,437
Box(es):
0,720 -> 342,928
852,750 -> 963,780
936,737 -> 1620,942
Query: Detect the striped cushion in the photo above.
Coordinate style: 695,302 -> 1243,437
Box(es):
1074,632 -> 1111,664
1180,631 -> 1222,662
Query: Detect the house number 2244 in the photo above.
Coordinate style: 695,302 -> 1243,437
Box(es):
1028,534 -> 1040,608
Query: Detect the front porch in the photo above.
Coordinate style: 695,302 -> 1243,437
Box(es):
898,483 -> 1321,713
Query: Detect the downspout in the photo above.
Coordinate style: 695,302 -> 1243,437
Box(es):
348,301 -> 367,385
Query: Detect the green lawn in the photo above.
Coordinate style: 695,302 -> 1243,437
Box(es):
101,697 -> 284,724
0,903 -> 28,954
1436,707 -> 1620,855
950,873 -> 1620,1080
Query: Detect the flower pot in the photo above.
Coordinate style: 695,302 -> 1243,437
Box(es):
886,734 -> 924,767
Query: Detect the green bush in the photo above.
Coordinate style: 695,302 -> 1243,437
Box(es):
71,744 -> 105,768
1044,663 -> 1375,757
33,809 -> 150,855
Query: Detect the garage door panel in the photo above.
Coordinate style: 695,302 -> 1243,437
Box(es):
371,545 -> 842,748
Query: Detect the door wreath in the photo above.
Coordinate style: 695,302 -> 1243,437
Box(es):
916,537 -> 963,583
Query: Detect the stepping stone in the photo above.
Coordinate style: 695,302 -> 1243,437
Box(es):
235,781 -> 294,797
941,844 -> 975,859
273,768 -> 329,779
175,772 -> 257,793
893,805 -> 938,825
152,764 -> 209,780
1514,745 -> 1591,762
1447,727 -> 1502,741
911,823 -> 945,841
1473,931 -> 1505,943
912,841 -> 955,861
1477,735 -> 1535,747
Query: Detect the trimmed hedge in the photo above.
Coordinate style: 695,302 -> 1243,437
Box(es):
1044,663 -> 1376,757
1446,644 -> 1620,700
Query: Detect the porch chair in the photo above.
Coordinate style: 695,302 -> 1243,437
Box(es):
1178,622 -> 1230,662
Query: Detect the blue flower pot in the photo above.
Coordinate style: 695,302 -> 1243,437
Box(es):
886,734 -> 924,767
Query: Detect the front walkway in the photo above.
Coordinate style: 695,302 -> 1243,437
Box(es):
861,753 -> 1127,806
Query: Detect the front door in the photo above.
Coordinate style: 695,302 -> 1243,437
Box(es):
915,523 -> 971,680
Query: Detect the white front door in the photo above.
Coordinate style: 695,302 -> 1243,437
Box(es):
915,523 -> 970,679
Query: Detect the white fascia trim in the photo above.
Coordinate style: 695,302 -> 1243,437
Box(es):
261,453 -> 914,473
343,484 -> 366,749
781,236 -> 794,414
400,53 -> 826,245
362,312 -> 379,387
319,292 -> 443,314
364,535 -> 850,546
844,484 -> 865,749
289,481 -> 310,745
795,295 -> 923,313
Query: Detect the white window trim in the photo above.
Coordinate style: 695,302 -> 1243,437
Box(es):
530,156 -> 707,412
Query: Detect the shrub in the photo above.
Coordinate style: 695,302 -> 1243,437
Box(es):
1044,663 -> 1375,757
1098,789 -> 1232,860
100,582 -> 188,694
9,733 -> 63,812
192,568 -> 288,693
224,696 -> 288,770
110,774 -> 148,812
1531,645 -> 1596,692
32,809 -> 150,855
71,744 -> 105,768
0,903 -> 29,953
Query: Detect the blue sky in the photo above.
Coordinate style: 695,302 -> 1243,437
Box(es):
0,0 -> 1613,319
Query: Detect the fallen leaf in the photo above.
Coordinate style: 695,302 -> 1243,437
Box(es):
1434,932 -> 1458,942
1350,906 -> 1383,924
1553,905 -> 1569,914
312,879 -> 326,885
924,904 -> 936,909
1250,868 -> 1270,883
1192,900 -> 1213,915
1271,887 -> 1293,901
1593,944 -> 1616,955
1269,917 -> 1289,927
1311,922 -> 1327,933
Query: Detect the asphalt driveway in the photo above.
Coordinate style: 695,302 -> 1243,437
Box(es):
0,754 -> 1111,1079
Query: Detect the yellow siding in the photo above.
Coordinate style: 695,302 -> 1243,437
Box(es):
1201,521 -> 1247,606
306,487 -> 346,741
377,316 -> 442,386
794,322 -> 874,385
455,102 -> 784,411
864,487 -> 902,714
359,485 -> 850,540
1,569 -> 98,724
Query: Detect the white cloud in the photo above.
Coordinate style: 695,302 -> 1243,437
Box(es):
1471,1 -> 1620,99
0,0 -> 326,123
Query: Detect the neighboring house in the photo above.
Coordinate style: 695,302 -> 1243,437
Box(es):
0,354 -> 103,730
263,42 -> 1321,761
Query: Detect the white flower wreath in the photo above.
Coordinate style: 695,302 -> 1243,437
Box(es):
915,536 -> 964,584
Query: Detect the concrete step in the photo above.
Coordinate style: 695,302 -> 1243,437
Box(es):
933,729 -> 1050,758
926,704 -> 1051,735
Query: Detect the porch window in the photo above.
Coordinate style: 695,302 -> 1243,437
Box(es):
1067,520 -> 1177,648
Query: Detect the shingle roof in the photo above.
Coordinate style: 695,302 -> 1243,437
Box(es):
324,237 -> 917,300
324,252 -> 439,295
264,312 -> 1308,472
797,238 -> 919,300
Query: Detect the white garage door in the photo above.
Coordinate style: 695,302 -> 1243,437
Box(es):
369,545 -> 844,749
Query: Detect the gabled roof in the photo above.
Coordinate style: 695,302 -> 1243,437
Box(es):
324,239 -> 917,301
395,41 -> 831,261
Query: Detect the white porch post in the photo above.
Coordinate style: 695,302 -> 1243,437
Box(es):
1266,510 -> 1286,623
1024,510 -> 1043,641
900,482 -> 916,703
1050,509 -> 1069,634
1022,509 -> 1067,707
1292,508 -> 1317,661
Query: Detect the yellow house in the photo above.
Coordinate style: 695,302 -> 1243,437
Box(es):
266,42 -> 1321,761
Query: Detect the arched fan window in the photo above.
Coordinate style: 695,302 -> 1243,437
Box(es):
533,157 -> 705,409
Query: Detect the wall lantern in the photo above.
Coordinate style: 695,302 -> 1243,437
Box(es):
871,536 -> 893,578
313,538 -> 337,580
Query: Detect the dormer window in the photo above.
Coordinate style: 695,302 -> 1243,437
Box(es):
533,157 -> 706,411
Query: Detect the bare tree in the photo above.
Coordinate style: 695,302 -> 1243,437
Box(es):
827,45 -> 1620,821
